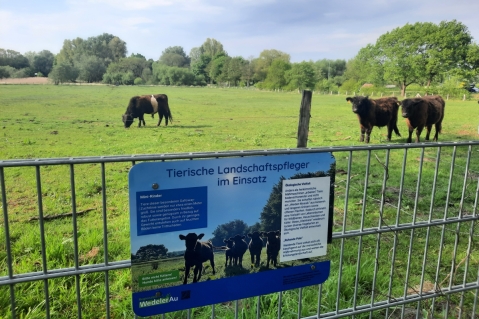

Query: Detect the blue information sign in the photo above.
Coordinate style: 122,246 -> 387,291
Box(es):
129,153 -> 335,316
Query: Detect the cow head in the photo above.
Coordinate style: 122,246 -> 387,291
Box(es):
232,234 -> 246,243
248,231 -> 262,241
223,238 -> 234,249
262,230 -> 281,241
122,113 -> 134,128
400,98 -> 421,118
179,233 -> 204,251
346,96 -> 370,114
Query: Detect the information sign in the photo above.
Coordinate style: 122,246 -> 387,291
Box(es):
129,153 -> 335,316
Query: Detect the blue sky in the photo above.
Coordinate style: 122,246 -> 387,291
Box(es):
1,0 -> 479,62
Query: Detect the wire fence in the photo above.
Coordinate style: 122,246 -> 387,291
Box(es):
1,141 -> 479,318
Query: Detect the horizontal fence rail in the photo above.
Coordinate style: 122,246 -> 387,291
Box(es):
1,141 -> 479,319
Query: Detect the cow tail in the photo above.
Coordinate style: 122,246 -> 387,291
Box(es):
165,95 -> 173,123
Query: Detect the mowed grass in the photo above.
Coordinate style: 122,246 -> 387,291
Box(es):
0,84 -> 479,319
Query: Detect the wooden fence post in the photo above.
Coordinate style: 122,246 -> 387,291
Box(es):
297,90 -> 312,148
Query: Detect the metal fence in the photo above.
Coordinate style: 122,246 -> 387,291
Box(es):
1,141 -> 479,319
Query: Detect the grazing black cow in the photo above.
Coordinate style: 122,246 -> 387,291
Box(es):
400,95 -> 445,143
262,231 -> 281,268
247,231 -> 264,267
179,233 -> 215,284
122,94 -> 173,128
346,96 -> 401,143
223,238 -> 235,267
231,234 -> 248,267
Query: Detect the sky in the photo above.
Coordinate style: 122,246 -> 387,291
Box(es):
1,0 -> 479,63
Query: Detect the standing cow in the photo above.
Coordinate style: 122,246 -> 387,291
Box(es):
346,96 -> 401,143
179,233 -> 215,284
122,94 -> 173,128
400,95 -> 445,143
262,231 -> 281,268
247,231 -> 263,267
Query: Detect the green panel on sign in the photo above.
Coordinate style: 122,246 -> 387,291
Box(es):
139,270 -> 180,287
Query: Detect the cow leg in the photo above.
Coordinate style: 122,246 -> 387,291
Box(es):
359,126 -> 366,142
425,124 -> 433,141
255,254 -> 260,266
415,125 -> 424,143
183,265 -> 190,284
210,257 -> 216,275
386,123 -> 393,141
193,264 -> 202,283
407,128 -> 414,143
157,114 -> 163,126
365,128 -> 372,143
433,122 -> 442,141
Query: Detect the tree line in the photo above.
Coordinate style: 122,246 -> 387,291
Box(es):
1,20 -> 478,96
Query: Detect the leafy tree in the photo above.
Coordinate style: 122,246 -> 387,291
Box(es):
372,20 -> 472,96
200,38 -> 226,58
344,45 -> 385,86
314,59 -> 346,81
263,59 -> 291,89
0,49 -> 30,69
286,61 -> 317,91
0,66 -> 10,78
211,219 -> 249,247
152,63 -> 199,86
224,56 -> 245,86
189,47 -> 202,66
132,244 -> 168,262
191,54 -> 211,83
159,46 -> 190,67
209,54 -> 228,84
102,56 -> 150,83
49,62 -> 79,84
75,55 -> 106,82
33,50 -> 55,76
458,43 -> 479,82
254,49 -> 290,82
241,57 -> 255,87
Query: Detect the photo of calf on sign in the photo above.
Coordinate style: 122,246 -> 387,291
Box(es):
128,153 -> 334,315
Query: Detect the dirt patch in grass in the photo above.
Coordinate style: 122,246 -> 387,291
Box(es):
1,77 -> 50,84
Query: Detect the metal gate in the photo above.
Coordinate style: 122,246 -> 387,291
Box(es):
1,141 -> 478,319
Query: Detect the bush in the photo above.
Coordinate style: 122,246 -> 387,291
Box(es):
134,77 -> 144,85
0,66 -> 11,79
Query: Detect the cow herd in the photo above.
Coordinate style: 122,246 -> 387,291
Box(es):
347,95 -> 446,144
121,93 -> 448,145
178,231 -> 281,284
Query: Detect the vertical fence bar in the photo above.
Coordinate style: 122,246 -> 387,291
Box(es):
0,167 -> 16,319
401,148 -> 424,318
69,164 -> 82,319
256,296 -> 260,318
317,284 -> 322,317
385,148 -> 408,318
451,145 -> 472,318
235,299 -> 238,319
417,147 -> 441,317
353,150 -> 371,313
335,151 -> 352,315
100,163 -> 111,319
432,146 -> 456,318
35,165 -> 51,319
370,149 -> 390,319
277,291 -> 282,319
297,288 -> 303,319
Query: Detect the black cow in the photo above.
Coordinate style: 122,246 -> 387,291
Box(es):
247,231 -> 264,267
401,95 -> 445,143
122,94 -> 173,128
231,234 -> 248,267
179,233 -> 215,284
263,231 -> 281,268
223,238 -> 235,267
346,96 -> 401,143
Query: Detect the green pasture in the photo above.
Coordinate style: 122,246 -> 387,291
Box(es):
0,85 -> 479,319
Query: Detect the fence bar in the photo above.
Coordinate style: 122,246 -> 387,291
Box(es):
0,167 -> 16,318
69,164 -> 82,319
100,163 -> 111,319
433,146 -> 457,317
353,150 -> 371,311
35,166 -> 51,319
336,151 -> 353,315
417,147 -> 441,316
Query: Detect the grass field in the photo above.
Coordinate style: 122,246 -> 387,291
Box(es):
0,84 -> 479,319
